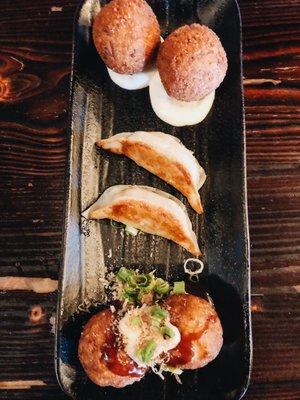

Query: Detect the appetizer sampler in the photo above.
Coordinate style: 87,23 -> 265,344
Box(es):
83,185 -> 201,256
78,268 -> 223,388
77,0 -> 228,389
97,131 -> 206,213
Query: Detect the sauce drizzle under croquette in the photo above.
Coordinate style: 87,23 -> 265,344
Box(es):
101,326 -> 146,377
168,314 -> 217,366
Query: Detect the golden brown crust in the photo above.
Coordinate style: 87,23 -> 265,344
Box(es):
78,310 -> 145,387
164,294 -> 223,369
97,138 -> 203,213
93,0 -> 160,74
90,199 -> 201,256
157,24 -> 228,101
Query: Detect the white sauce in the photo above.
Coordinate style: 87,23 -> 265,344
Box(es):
107,64 -> 157,90
107,37 -> 164,90
118,306 -> 181,367
149,71 -> 215,127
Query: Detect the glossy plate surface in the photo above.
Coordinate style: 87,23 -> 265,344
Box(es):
55,0 -> 252,398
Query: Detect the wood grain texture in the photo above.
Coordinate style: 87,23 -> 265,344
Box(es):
0,0 -> 299,399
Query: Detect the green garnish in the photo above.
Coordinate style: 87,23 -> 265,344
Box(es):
151,318 -> 161,328
150,305 -> 169,320
137,339 -> 156,363
110,221 -> 139,236
129,273 -> 153,289
154,278 -> 170,295
160,325 -> 175,338
117,267 -> 133,283
115,268 -> 179,304
123,292 -> 136,303
124,284 -> 139,296
125,225 -> 139,236
172,281 -> 186,295
132,316 -> 141,326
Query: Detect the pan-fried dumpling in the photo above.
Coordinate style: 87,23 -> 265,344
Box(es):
96,131 -> 206,213
83,185 -> 201,256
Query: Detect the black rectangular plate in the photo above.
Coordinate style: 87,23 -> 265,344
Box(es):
55,0 -> 252,399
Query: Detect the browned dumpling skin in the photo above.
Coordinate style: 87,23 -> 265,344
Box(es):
157,24 -> 227,101
93,0 -> 160,74
78,309 -> 146,388
97,132 -> 206,214
86,185 -> 201,256
163,294 -> 223,369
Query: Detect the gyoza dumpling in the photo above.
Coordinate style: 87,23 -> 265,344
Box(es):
84,185 -> 201,256
96,131 -> 206,213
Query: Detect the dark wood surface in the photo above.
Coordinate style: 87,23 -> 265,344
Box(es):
0,0 -> 299,398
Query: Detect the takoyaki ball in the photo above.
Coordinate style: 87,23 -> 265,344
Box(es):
163,294 -> 223,369
78,309 -> 146,388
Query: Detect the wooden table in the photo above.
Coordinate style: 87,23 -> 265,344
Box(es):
0,0 -> 299,398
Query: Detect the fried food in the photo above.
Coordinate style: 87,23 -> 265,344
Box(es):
157,24 -> 227,101
84,185 -> 201,256
78,309 -> 146,388
97,131 -> 206,213
93,0 -> 160,74
164,294 -> 223,369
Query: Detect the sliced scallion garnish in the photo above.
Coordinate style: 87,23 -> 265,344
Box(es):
150,305 -> 169,320
137,339 -> 156,363
160,325 -> 174,338
125,225 -> 139,236
132,315 -> 141,326
183,258 -> 204,276
154,278 -> 170,295
130,273 -> 153,289
124,284 -> 139,296
123,292 -> 136,303
172,281 -> 186,295
151,317 -> 161,328
117,267 -> 133,282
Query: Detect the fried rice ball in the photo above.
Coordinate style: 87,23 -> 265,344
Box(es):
78,309 -> 146,388
157,24 -> 228,101
164,294 -> 223,369
93,0 -> 160,74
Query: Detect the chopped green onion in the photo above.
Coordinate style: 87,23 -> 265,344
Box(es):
129,273 -> 152,289
160,325 -> 174,338
183,258 -> 204,276
154,278 -> 170,295
151,317 -> 161,328
117,267 -> 133,282
172,281 -> 186,295
132,316 -> 141,326
125,225 -> 139,236
123,292 -> 136,303
137,339 -> 156,363
150,305 -> 169,320
124,284 -> 138,296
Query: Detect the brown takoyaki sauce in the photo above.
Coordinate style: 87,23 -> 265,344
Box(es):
168,314 -> 217,366
101,327 -> 145,377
